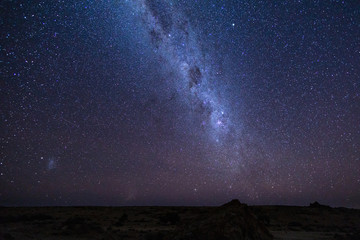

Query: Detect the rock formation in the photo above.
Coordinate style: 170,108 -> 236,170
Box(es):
168,199 -> 273,240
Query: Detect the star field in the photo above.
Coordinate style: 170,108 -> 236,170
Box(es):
1,0 -> 360,207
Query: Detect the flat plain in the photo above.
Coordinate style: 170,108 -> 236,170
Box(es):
1,201 -> 359,240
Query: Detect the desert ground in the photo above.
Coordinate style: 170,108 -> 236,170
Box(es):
1,200 -> 359,240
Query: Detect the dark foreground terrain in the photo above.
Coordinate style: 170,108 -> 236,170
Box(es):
1,200 -> 359,240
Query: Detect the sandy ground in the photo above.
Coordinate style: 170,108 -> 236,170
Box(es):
1,204 -> 359,239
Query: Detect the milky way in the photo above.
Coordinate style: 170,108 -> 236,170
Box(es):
1,0 -> 360,207
127,0 -> 234,143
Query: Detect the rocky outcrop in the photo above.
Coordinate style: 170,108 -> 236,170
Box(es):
309,201 -> 331,209
221,199 -> 243,208
168,200 -> 273,240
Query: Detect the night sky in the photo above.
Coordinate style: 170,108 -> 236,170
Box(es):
1,0 -> 360,207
